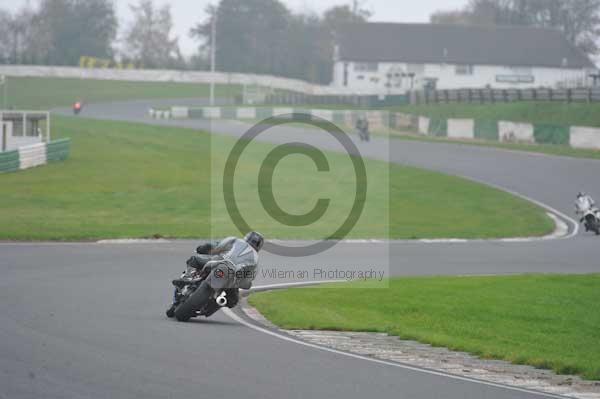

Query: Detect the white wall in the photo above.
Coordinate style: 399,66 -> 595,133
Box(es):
426,64 -> 588,90
7,136 -> 41,151
2,121 -> 43,151
333,60 -> 591,93
0,65 -> 362,96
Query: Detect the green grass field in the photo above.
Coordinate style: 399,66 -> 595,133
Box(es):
3,76 -> 240,110
393,102 -> 600,128
385,102 -> 600,159
249,274 -> 600,380
0,116 -> 552,240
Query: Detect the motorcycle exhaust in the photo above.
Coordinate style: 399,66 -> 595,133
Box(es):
216,291 -> 228,307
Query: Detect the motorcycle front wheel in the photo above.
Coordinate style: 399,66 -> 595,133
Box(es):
174,281 -> 213,322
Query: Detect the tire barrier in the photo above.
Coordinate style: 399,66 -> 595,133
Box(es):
447,119 -> 475,140
0,150 -> 19,173
147,105 -> 600,151
570,127 -> 600,150
498,121 -> 535,144
19,143 -> 47,170
0,139 -> 71,173
46,139 -> 71,162
418,116 -> 430,135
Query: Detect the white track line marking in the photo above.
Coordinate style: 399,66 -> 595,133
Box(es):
463,178 -> 579,239
224,285 -> 564,399
97,238 -> 171,244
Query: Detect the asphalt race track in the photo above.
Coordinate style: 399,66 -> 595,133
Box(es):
1,99 -> 599,399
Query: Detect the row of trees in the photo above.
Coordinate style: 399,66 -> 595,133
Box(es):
0,0 -> 183,69
0,0 -> 118,66
431,0 -> 600,56
0,0 -> 369,83
4,0 -> 596,82
190,0 -> 370,83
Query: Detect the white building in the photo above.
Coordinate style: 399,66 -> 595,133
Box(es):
1,111 -> 50,152
332,23 -> 598,94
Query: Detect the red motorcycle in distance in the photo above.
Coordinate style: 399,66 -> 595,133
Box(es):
73,101 -> 83,115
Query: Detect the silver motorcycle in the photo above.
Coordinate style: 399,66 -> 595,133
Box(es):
167,259 -> 240,322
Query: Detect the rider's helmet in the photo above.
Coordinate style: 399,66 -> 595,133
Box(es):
244,231 -> 264,252
578,192 -> 585,198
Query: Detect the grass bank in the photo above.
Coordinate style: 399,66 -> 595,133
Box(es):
2,76 -> 240,110
392,102 -> 600,128
0,116 -> 552,240
383,102 -> 600,159
249,274 -> 600,380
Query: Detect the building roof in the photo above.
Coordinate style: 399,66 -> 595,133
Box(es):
336,23 -> 595,69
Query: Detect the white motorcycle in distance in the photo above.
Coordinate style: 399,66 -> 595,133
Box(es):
575,193 -> 600,235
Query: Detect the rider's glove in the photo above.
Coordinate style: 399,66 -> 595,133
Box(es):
186,256 -> 203,269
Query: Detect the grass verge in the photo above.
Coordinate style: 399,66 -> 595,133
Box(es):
392,102 -> 600,128
232,116 -> 600,159
249,274 -> 600,380
0,116 -> 552,240
393,131 -> 600,160
3,76 -> 240,110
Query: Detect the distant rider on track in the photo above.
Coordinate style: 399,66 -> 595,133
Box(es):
356,115 -> 370,142
575,192 -> 596,222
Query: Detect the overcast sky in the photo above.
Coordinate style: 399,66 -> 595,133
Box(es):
0,0 -> 468,56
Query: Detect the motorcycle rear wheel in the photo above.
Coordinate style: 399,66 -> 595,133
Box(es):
174,281 -> 213,322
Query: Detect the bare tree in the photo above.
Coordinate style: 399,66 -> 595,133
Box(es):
124,0 -> 182,69
350,0 -> 372,21
430,9 -> 472,25
0,4 -> 49,64
431,0 -> 600,56
0,10 -> 13,63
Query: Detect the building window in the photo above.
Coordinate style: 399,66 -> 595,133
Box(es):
455,64 -> 474,75
26,120 -> 40,137
12,119 -> 23,136
356,75 -> 365,80
354,62 -> 378,72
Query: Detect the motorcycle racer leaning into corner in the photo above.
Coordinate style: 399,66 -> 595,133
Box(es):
166,232 -> 264,319
575,192 -> 596,220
